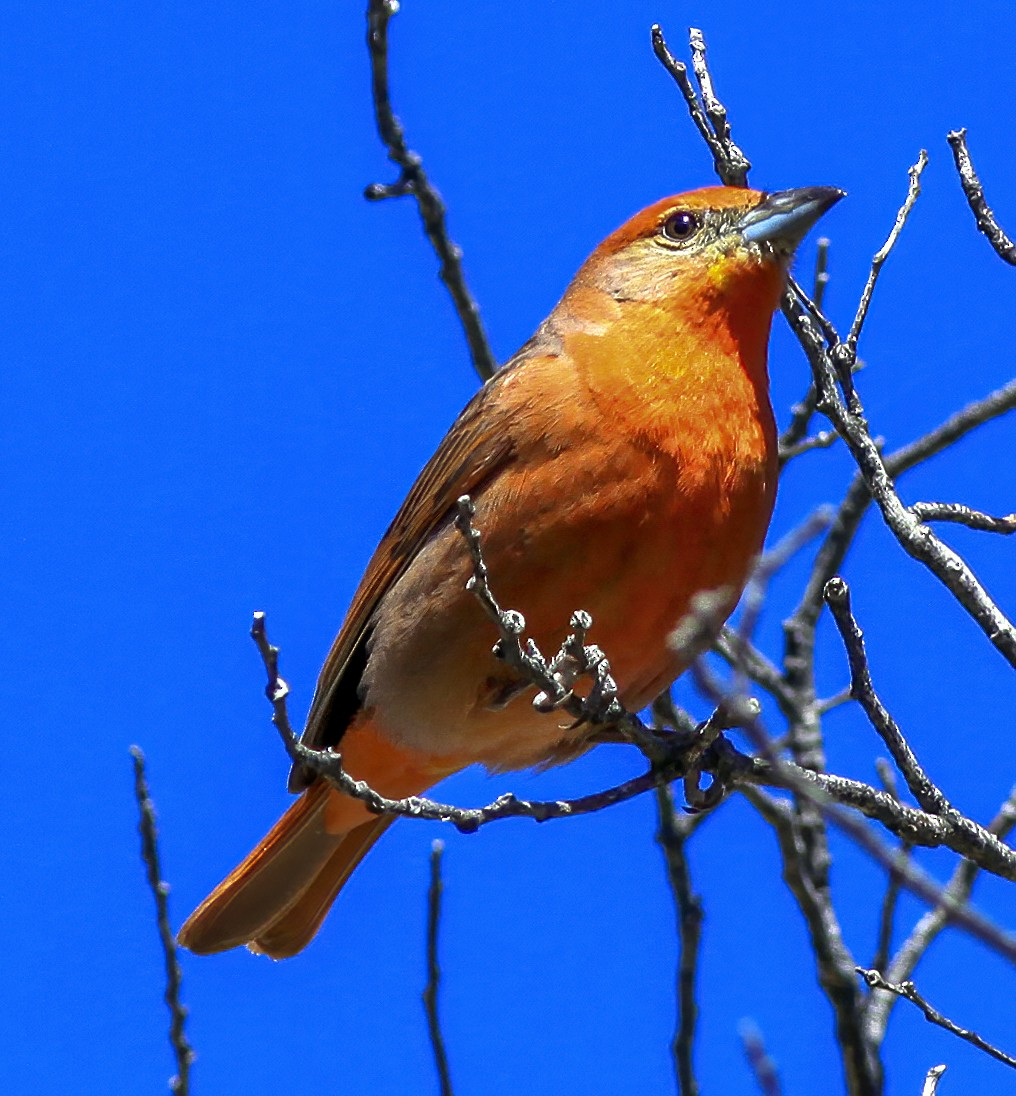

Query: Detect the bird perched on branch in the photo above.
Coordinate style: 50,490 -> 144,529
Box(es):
179,184 -> 842,958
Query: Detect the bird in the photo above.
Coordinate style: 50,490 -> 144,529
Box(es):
178,183 -> 842,958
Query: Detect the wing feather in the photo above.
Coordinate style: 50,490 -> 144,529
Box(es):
288,368 -> 523,788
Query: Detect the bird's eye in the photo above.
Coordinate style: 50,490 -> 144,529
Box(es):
661,210 -> 701,243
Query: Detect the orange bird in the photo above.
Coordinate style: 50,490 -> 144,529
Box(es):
179,184 -> 842,958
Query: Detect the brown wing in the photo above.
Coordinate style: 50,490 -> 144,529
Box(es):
288,367 -> 522,789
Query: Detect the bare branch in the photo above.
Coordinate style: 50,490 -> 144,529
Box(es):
252,607 -> 733,831
815,689 -> 852,716
865,788 -> 1016,1043
775,240 -> 840,465
649,24 -> 749,187
687,28 -> 750,187
251,604 -> 1016,965
911,501 -> 1016,534
921,1065 -> 947,1096
720,507 -> 833,708
783,290 -> 1016,671
364,0 -> 497,381
870,844 -> 908,978
886,380 -> 1016,475
869,762 -> 912,978
767,761 -> 1016,886
738,1020 -> 783,1096
130,747 -> 194,1096
656,786 -> 706,1096
252,609 -> 680,830
423,840 -> 454,1096
789,379 -> 1016,656
858,969 -> 1016,1070
824,577 -> 951,816
779,429 -> 838,467
845,151 -> 928,355
812,237 -> 831,309
713,627 -> 801,723
947,128 -> 1016,265
741,786 -> 880,1095
454,496 -> 646,739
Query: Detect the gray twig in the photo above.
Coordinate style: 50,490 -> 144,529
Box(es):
824,577 -> 951,816
252,608 -> 675,829
845,151 -> 928,357
364,0 -> 497,381
738,1020 -> 783,1096
865,788 -> 1016,1044
858,969 -> 1016,1070
649,24 -> 749,187
656,785 -> 707,1096
869,762 -> 912,978
130,747 -> 194,1096
947,128 -> 1016,265
713,627 -> 800,724
687,28 -> 750,186
779,429 -> 839,467
910,501 -> 1016,534
423,840 -> 454,1096
921,1065 -> 947,1096
741,785 -> 880,1095
787,379 -> 1016,674
250,603 -> 1016,951
783,288 -> 1016,672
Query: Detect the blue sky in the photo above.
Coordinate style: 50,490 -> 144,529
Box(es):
5,1 -> 1016,1093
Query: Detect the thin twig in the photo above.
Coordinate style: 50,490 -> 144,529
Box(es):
858,969 -> 1016,1070
865,787 -> 1016,1044
783,289 -> 1016,672
921,1065 -> 947,1096
815,689 -> 852,716
763,759 -> 1016,887
777,239 -> 833,454
845,151 -> 928,355
870,761 -> 912,977
364,0 -> 497,381
779,429 -> 838,467
910,501 -> 1016,534
718,507 -> 834,711
871,846 -> 907,978
687,28 -> 750,187
824,577 -> 951,816
713,627 -> 800,723
656,785 -> 706,1096
423,840 -> 454,1096
947,128 -> 1016,265
649,24 -> 749,187
813,237 -> 831,309
738,1020 -> 783,1096
789,379 -> 1016,658
250,603 -> 1016,959
741,785 -> 880,1095
130,747 -> 194,1096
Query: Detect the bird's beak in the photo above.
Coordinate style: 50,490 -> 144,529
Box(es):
738,186 -> 845,254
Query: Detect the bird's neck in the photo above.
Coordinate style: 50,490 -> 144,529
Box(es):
553,278 -> 781,465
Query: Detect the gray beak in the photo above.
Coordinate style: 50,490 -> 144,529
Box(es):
739,186 -> 845,253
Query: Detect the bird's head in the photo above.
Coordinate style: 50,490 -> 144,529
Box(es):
576,185 -> 844,309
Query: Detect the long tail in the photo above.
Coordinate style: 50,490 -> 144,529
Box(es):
178,725 -> 451,959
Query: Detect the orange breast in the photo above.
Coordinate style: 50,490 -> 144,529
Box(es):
356,332 -> 777,772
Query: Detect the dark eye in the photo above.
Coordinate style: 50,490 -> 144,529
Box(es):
661,210 -> 701,243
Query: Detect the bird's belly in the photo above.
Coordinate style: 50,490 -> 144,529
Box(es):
360,438 -> 774,771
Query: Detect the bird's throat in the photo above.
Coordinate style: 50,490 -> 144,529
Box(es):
557,280 -> 779,468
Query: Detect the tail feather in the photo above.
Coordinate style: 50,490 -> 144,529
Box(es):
178,781 -> 346,955
179,724 -> 456,957
249,816 -> 394,958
